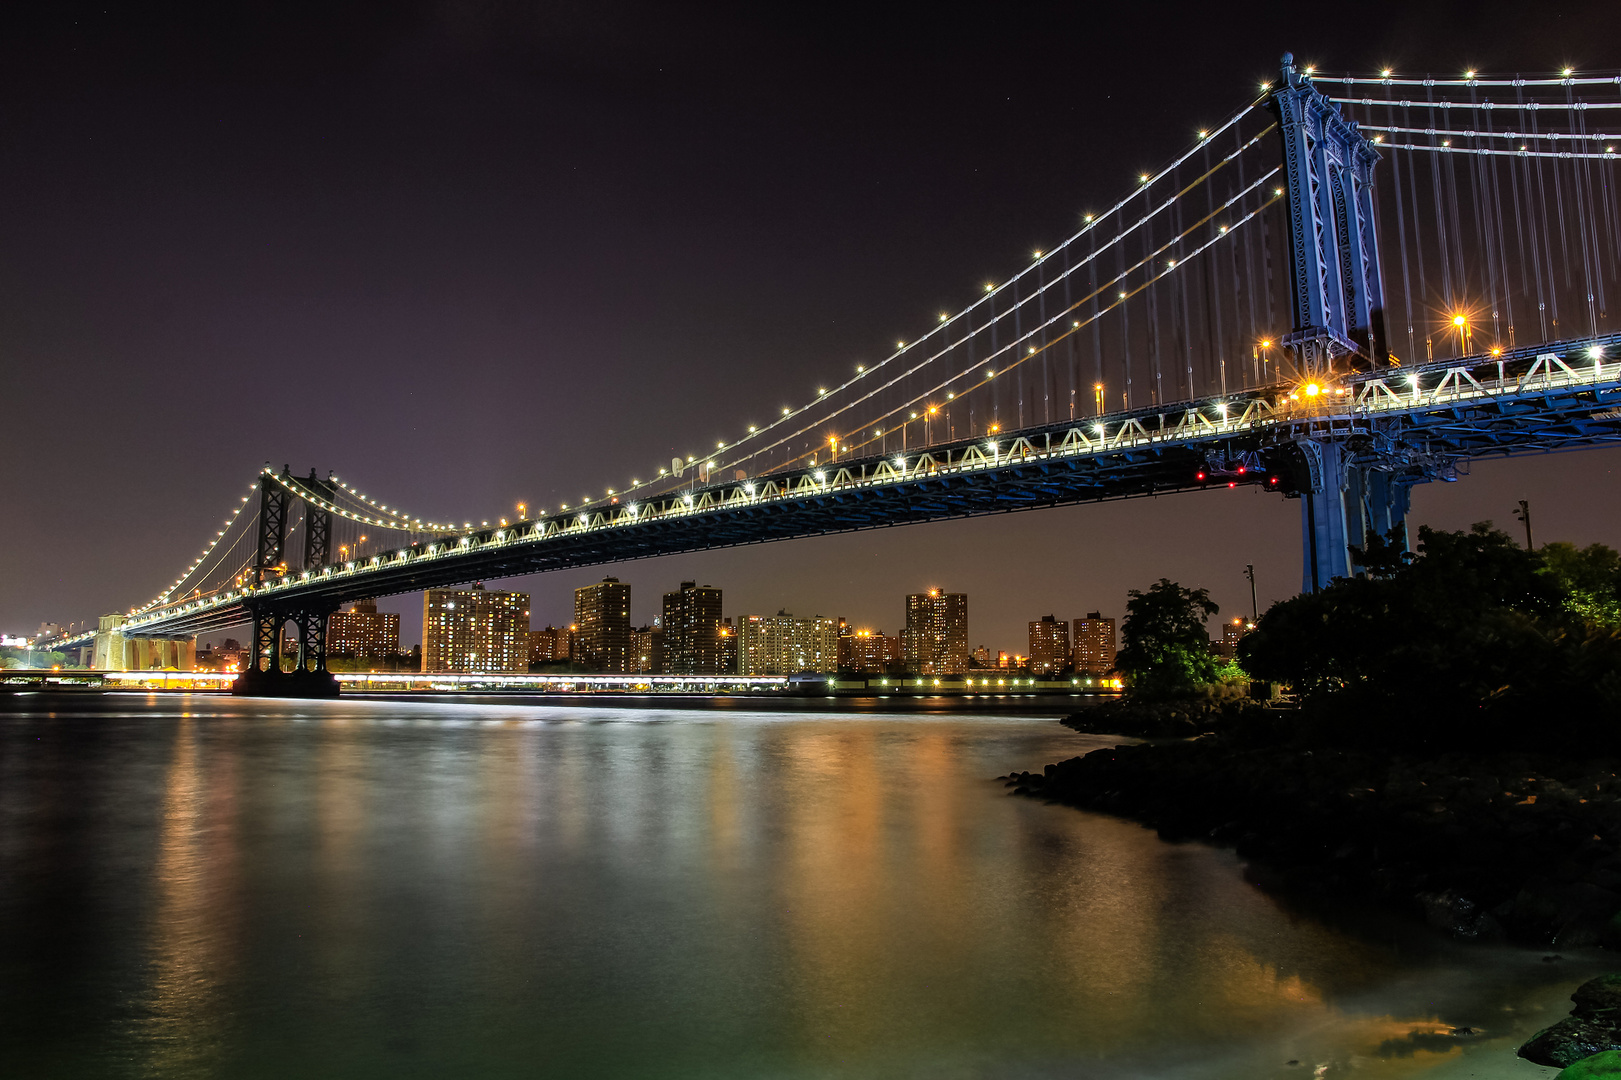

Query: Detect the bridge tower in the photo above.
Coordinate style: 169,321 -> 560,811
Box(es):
233,466 -> 341,697
1271,53 -> 1415,591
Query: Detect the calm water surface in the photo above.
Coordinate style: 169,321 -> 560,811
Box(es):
0,694 -> 1603,1078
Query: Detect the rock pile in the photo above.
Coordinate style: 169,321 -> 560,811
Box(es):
1521,975 -> 1621,1068
1010,738 -> 1621,947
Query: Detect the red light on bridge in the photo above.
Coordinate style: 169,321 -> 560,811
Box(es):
1236,466 -> 1246,474
1227,482 -> 1236,489
1195,471 -> 1206,482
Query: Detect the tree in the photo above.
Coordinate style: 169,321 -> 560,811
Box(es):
1114,578 -> 1220,698
1239,523 -> 1621,752
1542,541 -> 1621,627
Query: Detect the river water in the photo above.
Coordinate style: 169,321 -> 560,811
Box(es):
0,694 -> 1604,1078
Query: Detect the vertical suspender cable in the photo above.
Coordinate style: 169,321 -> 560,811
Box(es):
1236,125 -> 1260,380
1529,105 -> 1563,334
1569,84 -> 1605,330
1482,97 -> 1517,345
1389,98 -> 1416,363
1203,140 -> 1227,394
1063,234 -> 1076,418
1090,220 -> 1103,402
1043,249 -> 1056,421
1466,82 -> 1500,344
1404,100 -> 1431,355
1119,212 -> 1133,409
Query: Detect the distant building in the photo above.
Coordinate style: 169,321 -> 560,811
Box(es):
971,645 -> 992,668
422,585 -> 530,673
739,611 -> 838,675
838,628 -> 899,673
662,581 -> 726,674
327,599 -> 401,660
528,625 -> 572,666
196,637 -> 247,673
902,590 -> 968,674
716,617 -> 738,674
1072,612 -> 1117,674
631,625 -> 665,674
574,577 -> 632,673
1218,617 -> 1253,659
1028,615 -> 1071,675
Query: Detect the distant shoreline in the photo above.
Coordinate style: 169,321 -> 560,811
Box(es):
0,687 -> 1108,715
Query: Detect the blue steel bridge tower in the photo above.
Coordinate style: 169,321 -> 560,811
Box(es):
1270,52 -> 1411,592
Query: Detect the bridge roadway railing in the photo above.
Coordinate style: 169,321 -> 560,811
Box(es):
93,333 -> 1621,642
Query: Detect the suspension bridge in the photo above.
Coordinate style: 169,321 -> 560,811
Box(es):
52,54 -> 1621,695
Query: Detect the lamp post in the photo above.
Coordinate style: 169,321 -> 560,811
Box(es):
1514,500 -> 1533,550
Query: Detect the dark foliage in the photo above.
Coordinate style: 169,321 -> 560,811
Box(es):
1239,524 -> 1621,752
1114,578 -> 1220,699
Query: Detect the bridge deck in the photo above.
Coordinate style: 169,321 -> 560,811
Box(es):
91,333 -> 1621,641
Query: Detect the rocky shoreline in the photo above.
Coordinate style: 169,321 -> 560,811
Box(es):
1008,713 -> 1621,950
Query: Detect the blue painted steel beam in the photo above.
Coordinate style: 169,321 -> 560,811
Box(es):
103,334 -> 1621,640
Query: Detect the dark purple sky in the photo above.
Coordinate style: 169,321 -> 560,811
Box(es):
3,1 -> 1619,651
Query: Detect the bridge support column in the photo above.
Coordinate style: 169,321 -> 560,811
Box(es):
232,602 -> 340,698
1299,440 -> 1412,593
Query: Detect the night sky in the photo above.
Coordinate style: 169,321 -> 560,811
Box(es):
3,1 -> 1618,650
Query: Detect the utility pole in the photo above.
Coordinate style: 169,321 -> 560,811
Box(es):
1514,500 -> 1533,550
1244,564 -> 1258,623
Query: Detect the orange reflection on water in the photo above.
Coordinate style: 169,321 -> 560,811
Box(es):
138,713 -> 242,1073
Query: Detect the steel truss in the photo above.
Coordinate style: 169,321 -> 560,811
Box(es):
114,333 -> 1621,643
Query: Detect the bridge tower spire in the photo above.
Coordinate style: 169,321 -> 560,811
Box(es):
1271,52 -> 1412,593
1270,51 -> 1389,376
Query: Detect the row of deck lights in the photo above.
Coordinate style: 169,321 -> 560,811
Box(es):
148,372 -> 1352,620
151,330 -> 1577,620
135,339 -> 1617,626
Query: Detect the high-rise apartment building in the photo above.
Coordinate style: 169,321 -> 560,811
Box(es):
902,590 -> 968,674
327,599 -> 400,660
1072,612 -> 1117,675
739,611 -> 839,675
1219,617 -> 1253,659
1027,614 -> 1071,675
661,581 -> 725,674
631,625 -> 665,674
574,577 -> 632,673
838,628 -> 899,673
716,617 -> 738,675
422,585 -> 530,673
528,625 -> 573,666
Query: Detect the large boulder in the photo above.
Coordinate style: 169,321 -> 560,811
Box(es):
1575,975 -> 1621,1021
1559,1050 -> 1621,1078
1522,1017 -> 1621,1068
1523,977 -> 1621,1067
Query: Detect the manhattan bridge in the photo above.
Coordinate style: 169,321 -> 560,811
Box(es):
57,54 -> 1621,695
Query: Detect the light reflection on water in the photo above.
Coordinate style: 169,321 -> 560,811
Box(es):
0,695 -> 1604,1078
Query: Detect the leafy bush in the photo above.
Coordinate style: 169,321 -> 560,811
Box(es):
1239,524 -> 1621,752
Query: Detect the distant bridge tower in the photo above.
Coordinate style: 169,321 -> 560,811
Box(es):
1271,53 -> 1416,592
234,466 -> 341,697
